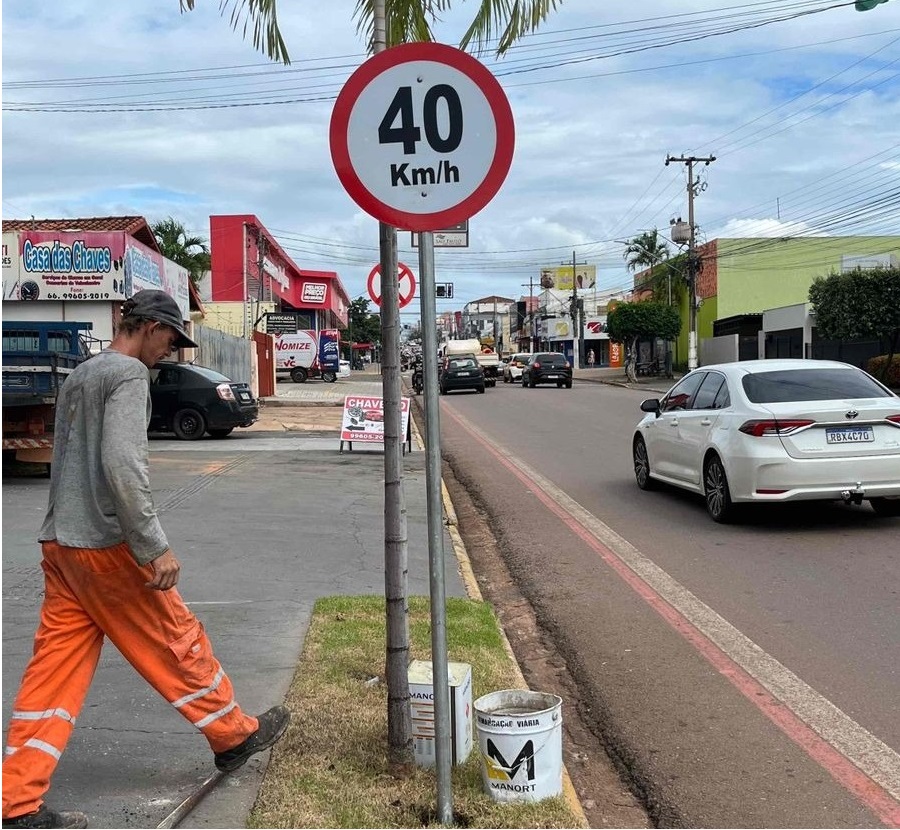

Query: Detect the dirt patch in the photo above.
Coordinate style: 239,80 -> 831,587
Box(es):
441,462 -> 651,829
248,406 -> 342,433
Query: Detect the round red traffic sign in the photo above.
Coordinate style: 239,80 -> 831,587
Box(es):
367,261 -> 417,308
330,42 -> 515,232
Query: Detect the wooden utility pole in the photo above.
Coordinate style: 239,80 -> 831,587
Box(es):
374,0 -> 413,775
665,154 -> 715,371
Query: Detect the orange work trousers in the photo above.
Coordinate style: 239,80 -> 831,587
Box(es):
2,541 -> 259,820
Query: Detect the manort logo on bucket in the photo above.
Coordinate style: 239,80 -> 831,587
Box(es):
473,689 -> 563,804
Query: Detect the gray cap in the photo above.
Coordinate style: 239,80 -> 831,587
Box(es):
122,289 -> 198,349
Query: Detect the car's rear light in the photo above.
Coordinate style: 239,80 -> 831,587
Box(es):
533,361 -> 541,369
756,489 -> 788,494
564,361 -> 570,368
738,419 -> 814,437
887,415 -> 900,425
216,383 -> 236,401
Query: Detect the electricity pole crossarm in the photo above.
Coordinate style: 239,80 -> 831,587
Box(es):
664,154 -> 716,372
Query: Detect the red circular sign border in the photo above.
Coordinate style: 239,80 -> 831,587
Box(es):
330,42 -> 515,232
366,261 -> 417,308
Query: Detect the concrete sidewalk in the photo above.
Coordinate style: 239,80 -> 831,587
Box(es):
1,432 -> 467,828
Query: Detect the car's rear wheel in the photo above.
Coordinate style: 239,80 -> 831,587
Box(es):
208,428 -> 234,439
556,381 -> 563,388
565,379 -> 573,389
290,367 -> 308,383
477,385 -> 485,394
440,385 -> 447,395
870,497 -> 900,517
529,377 -> 536,388
173,408 -> 206,441
322,371 -> 337,383
704,453 -> 737,523
633,435 -> 655,491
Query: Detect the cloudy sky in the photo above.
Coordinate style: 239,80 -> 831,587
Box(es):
2,0 -> 899,320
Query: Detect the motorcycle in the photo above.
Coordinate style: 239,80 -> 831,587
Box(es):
411,364 -> 424,395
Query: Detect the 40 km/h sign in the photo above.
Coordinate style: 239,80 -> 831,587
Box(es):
330,42 -> 515,232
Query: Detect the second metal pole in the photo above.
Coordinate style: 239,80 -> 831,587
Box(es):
417,231 -> 453,824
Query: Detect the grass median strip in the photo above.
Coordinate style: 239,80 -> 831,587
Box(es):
250,595 -> 582,829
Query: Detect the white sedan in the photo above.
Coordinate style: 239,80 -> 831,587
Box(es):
632,359 -> 900,522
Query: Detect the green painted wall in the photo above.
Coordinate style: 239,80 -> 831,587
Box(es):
716,237 -> 900,319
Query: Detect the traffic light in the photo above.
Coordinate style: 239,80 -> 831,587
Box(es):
855,0 -> 888,10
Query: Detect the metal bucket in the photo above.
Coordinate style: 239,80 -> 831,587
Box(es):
473,689 -> 563,803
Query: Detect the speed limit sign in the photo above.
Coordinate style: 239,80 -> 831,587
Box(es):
329,42 -> 515,232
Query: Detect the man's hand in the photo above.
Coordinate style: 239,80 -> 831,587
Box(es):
146,549 -> 181,591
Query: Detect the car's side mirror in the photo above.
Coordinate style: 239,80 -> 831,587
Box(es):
640,398 -> 661,416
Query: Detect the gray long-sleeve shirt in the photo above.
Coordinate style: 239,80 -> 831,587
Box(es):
38,350 -> 169,565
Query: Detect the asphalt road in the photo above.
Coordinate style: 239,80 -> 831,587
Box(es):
437,378 -> 900,828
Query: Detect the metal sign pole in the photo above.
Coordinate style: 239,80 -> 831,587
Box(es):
418,230 -> 453,824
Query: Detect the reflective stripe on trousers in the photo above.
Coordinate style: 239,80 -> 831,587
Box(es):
2,541 -> 258,820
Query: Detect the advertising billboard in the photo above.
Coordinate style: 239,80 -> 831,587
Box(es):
2,232 -> 20,300
3,230 -> 188,318
539,264 -> 596,292
14,230 -> 127,302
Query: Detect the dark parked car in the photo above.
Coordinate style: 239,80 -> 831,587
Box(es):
522,352 -> 573,388
149,362 -> 258,440
439,356 -> 486,395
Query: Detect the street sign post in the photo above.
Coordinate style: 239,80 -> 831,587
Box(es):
329,42 -> 515,231
367,261 -> 417,308
332,44 -> 514,818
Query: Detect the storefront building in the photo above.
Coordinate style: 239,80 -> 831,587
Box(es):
208,215 -> 349,337
2,216 -> 193,350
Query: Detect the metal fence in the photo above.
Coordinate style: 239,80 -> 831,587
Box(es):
194,326 -> 252,384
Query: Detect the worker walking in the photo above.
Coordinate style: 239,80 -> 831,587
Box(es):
2,291 -> 290,830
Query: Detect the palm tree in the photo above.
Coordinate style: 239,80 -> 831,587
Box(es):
179,0 -> 562,63
623,230 -> 670,274
151,217 -> 211,286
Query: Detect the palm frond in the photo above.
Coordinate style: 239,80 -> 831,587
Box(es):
459,0 -> 562,57
180,0 -> 290,64
354,0 -> 452,51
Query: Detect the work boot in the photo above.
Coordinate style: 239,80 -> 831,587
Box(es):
2,805 -> 88,829
214,705 -> 291,772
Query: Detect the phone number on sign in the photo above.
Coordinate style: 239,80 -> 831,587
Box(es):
45,292 -> 112,300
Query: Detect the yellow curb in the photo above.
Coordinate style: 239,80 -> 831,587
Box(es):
439,480 -> 588,828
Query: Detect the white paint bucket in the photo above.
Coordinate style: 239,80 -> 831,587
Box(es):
473,689 -> 563,803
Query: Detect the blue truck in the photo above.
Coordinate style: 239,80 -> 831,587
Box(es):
2,320 -> 93,468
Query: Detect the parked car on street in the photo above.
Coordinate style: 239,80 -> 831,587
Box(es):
439,356 -> 486,395
503,352 -> 531,383
521,352 -> 573,388
632,359 -> 900,522
149,362 -> 258,440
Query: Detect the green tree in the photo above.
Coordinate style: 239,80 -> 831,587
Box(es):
607,301 -> 681,382
808,267 -> 900,380
623,230 -> 691,305
151,217 -> 211,287
180,0 -> 563,63
343,296 -> 382,356
623,230 -> 670,273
